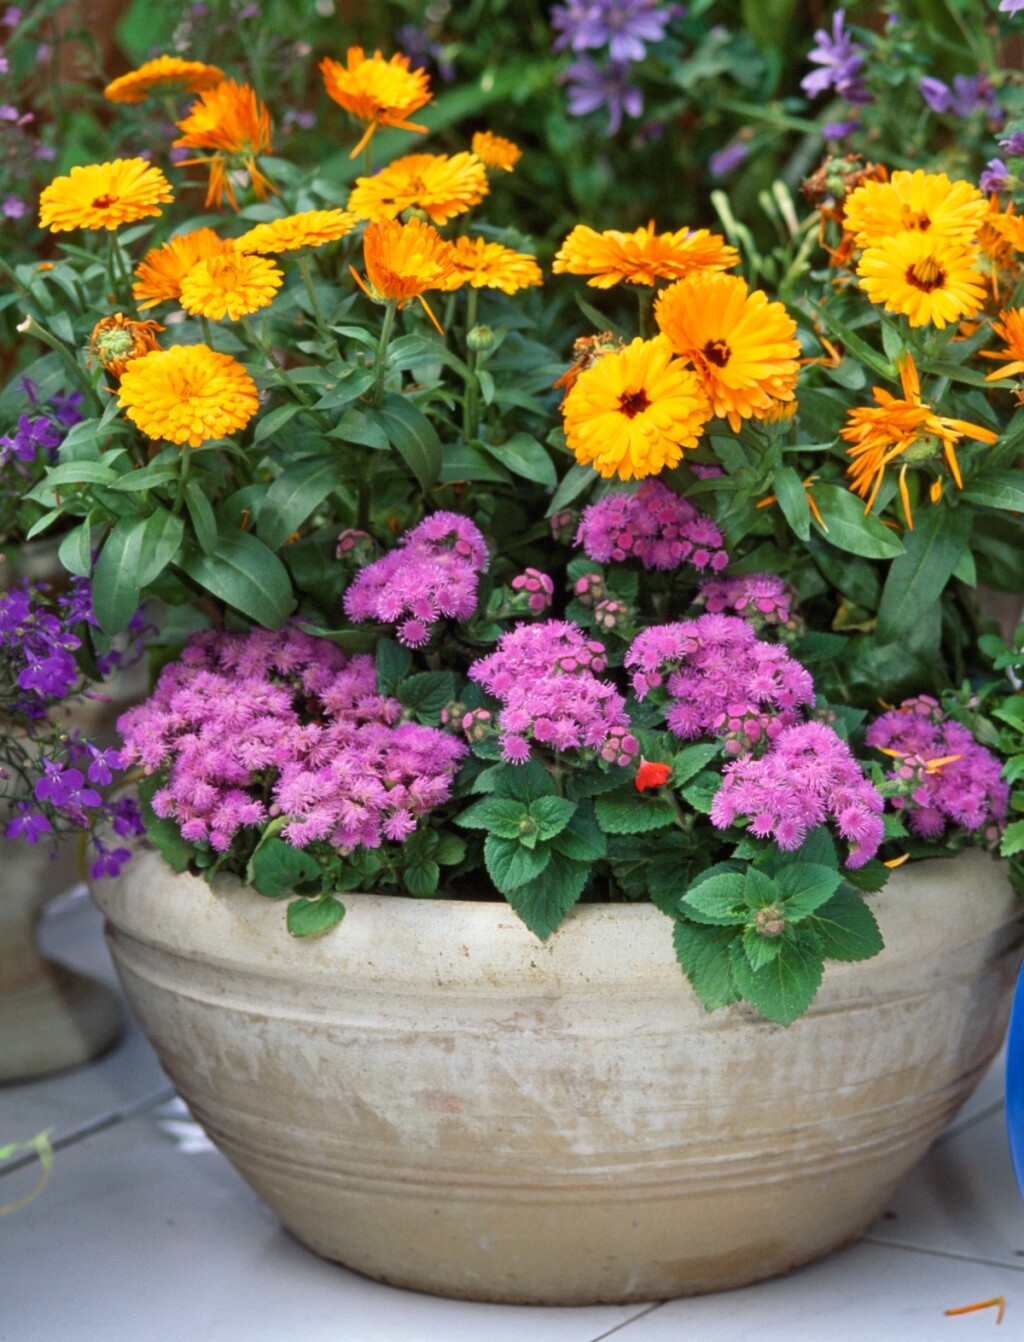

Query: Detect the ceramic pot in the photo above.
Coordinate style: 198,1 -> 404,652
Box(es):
91,844 -> 1022,1304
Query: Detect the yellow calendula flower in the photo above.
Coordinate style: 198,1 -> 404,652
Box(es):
88,313 -> 164,378
320,47 -> 431,160
39,158 -> 173,232
234,209 -> 358,255
438,237 -> 543,294
842,169 -> 987,248
471,131 -> 522,172
560,335 -> 711,481
840,353 -> 997,529
174,79 -> 275,210
117,344 -> 259,447
347,152 -> 489,226
133,227 -> 227,310
179,247 -> 284,321
104,55 -> 225,104
654,272 -> 800,431
553,221 -> 739,289
856,232 -> 986,329
981,308 -> 1024,380
351,216 -> 456,333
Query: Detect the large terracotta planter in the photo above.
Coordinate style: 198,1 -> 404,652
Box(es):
91,844 -> 1022,1304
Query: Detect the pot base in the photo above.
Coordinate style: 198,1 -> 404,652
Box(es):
0,960 -> 122,1083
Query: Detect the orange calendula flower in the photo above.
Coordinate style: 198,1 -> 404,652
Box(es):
179,247 -> 284,321
234,209 -> 358,255
347,152 -> 489,226
553,221 -> 739,289
471,131 -> 522,172
117,343 -> 259,448
842,169 -> 987,248
856,232 -> 986,329
174,79 -> 275,210
438,237 -> 542,294
352,216 -> 456,333
132,227 -> 227,310
39,158 -> 173,232
88,313 -> 164,378
321,47 -> 432,160
560,335 -> 711,481
103,55 -> 225,104
654,272 -> 801,431
982,308 -> 1024,380
840,353 -> 997,529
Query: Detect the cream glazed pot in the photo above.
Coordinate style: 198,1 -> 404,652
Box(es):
92,843 -> 1022,1304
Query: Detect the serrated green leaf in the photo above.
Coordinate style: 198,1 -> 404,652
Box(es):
287,895 -> 345,937
528,795 -> 577,840
841,859 -> 891,893
682,870 -> 749,925
670,741 -> 721,785
258,454 -> 345,550
552,805 -> 607,862
505,851 -> 589,939
806,886 -> 884,962
1001,819 -> 1024,858
742,867 -> 779,909
729,931 -> 825,1025
434,833 -> 466,866
673,921 -> 741,1012
742,924 -> 785,971
484,833 -> 551,892
374,638 -> 413,694
774,863 -> 843,919
456,797 -> 530,838
875,505 -> 972,645
403,861 -> 440,897
679,770 -> 722,815
493,758 -> 557,804
595,786 -> 676,834
396,670 -> 458,722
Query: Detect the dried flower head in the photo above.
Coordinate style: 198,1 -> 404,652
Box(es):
174,79 -> 275,210
88,313 -> 164,378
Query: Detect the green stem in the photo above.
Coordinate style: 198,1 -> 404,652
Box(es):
463,289 -> 481,441
200,315 -> 214,349
17,314 -> 102,415
0,254 -> 29,295
297,254 -> 328,338
241,315 -> 317,411
171,444 -> 192,517
372,300 -> 398,410
635,287 -> 654,340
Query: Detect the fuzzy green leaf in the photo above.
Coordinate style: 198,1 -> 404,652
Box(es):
774,863 -> 843,919
505,852 -> 590,939
403,861 -> 440,898
528,796 -> 577,841
484,834 -> 551,892
670,742 -> 722,785
1001,819 -> 1024,858
456,797 -> 530,838
552,805 -> 607,862
682,870 -> 749,925
806,887 -> 884,962
729,931 -> 825,1025
287,895 -> 345,938
595,785 -> 676,834
673,922 -> 741,1012
250,839 -> 322,897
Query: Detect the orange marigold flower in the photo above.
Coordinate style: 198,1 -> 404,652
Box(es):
174,79 -> 275,211
840,353 -> 997,529
438,237 -> 543,294
553,221 -> 739,289
352,216 -> 456,333
654,272 -> 801,431
179,247 -> 284,321
981,308 -> 1024,380
234,208 -> 358,255
39,158 -> 173,233
561,335 -> 711,481
842,169 -> 987,248
856,232 -> 986,329
103,55 -> 225,104
132,227 -> 227,309
635,758 -> 672,792
471,130 -> 522,172
347,151 -> 489,226
117,343 -> 259,448
321,47 -> 431,159
88,313 -> 164,378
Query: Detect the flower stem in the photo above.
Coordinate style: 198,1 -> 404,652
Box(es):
463,288 -> 480,441
241,314 -> 318,413
372,300 -> 398,409
297,254 -> 329,338
171,443 -> 192,517
17,314 -> 102,416
636,286 -> 654,340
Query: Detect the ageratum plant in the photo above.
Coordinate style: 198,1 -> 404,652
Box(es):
3,13 -> 1023,1026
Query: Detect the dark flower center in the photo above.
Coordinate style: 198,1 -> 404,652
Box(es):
906,257 -> 946,292
618,388 -> 651,418
702,338 -> 731,367
91,194 -> 116,209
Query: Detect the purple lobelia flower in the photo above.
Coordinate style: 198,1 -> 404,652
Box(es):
563,56 -> 643,133
575,483 -> 729,573
1000,130 -> 1024,155
919,73 -> 1001,121
570,0 -> 678,64
801,8 -> 871,104
0,413 -> 61,466
708,139 -> 750,179
981,158 -> 1011,192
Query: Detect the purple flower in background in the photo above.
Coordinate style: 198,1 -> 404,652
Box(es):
981,158 -> 1011,191
88,837 -> 133,880
572,0 -> 677,64
0,413 -> 60,466
1000,130 -> 1024,155
918,73 -> 1001,121
999,1 -> 1024,14
801,9 -> 870,104
396,23 -> 455,82
5,806 -> 53,843
822,117 -> 861,140
709,139 -> 750,179
2,194 -> 26,219
564,57 -> 643,133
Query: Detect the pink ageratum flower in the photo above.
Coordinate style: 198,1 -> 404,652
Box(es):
865,695 -> 1008,839
697,573 -> 797,629
117,626 -> 466,854
343,511 -> 489,646
575,482 -> 729,573
710,720 -> 885,867
467,619 -> 638,766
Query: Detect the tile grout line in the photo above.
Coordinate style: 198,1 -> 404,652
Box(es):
589,1302 -> 668,1340
0,1083 -> 176,1178
862,1234 -> 1024,1273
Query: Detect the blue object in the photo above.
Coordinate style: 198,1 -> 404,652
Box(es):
1006,962 -> 1024,1197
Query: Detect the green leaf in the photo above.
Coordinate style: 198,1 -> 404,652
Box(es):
478,433 -> 557,488
327,408 -> 390,450
484,834 -> 551,892
403,861 -> 440,897
875,505 -> 972,645
396,671 -> 458,722
811,485 -> 905,559
806,887 -> 884,962
178,529 -> 296,627
250,838 -> 322,897
91,515 -> 145,634
595,785 -> 676,834
439,441 -> 513,483
673,922 -> 740,1012
505,851 -> 590,939
137,507 -> 185,587
106,465 -> 178,492
136,774 -> 193,874
377,391 -> 442,492
434,833 -> 466,866
774,863 -> 843,919
680,771 -> 722,815
374,638 -> 413,695
670,742 -> 721,785
312,366 -> 376,411
551,805 -> 607,862
528,795 -> 577,841
456,796 -> 530,839
813,306 -> 895,381
287,895 -> 345,937
682,870 -> 749,925
57,520 -> 95,578
1001,819 -> 1024,858
546,462 -> 596,515
772,465 -> 811,541
493,758 -> 557,804
253,402 -> 303,443
258,455 -> 345,550
840,859 -> 890,893
185,480 -> 217,555
742,924 -> 785,971
962,471 -> 1024,514
729,932 -> 825,1025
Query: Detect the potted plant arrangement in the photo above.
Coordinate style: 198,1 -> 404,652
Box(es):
4,0 -> 1024,1305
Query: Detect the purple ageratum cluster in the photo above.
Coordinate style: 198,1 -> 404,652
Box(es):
575,483 -> 729,573
697,573 -> 796,629
710,721 -> 885,867
625,614 -> 814,754
467,619 -> 638,766
343,512 -> 489,648
865,696 -> 1008,839
116,626 -> 467,854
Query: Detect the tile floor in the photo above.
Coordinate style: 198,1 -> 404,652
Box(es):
3,888 -> 1024,1341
